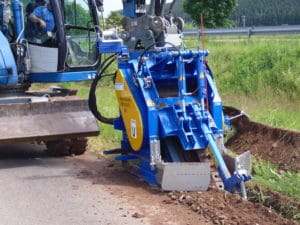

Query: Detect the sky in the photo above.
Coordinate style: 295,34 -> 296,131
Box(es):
103,0 -> 123,17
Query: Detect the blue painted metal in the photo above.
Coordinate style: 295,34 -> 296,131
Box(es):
109,42 -> 252,193
0,31 -> 18,86
0,0 -> 10,37
1,0 -> 250,193
97,39 -> 123,54
27,71 -> 97,82
122,0 -> 140,18
11,0 -> 23,39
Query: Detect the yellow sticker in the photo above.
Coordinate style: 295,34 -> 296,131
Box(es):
115,70 -> 144,151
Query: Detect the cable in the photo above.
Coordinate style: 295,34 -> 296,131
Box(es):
88,54 -> 117,125
89,54 -> 116,124
137,41 -> 181,72
168,0 -> 176,15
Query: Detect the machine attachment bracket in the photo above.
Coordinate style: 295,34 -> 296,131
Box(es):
223,151 -> 252,177
156,162 -> 211,191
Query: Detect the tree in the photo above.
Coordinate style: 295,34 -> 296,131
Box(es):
230,0 -> 300,26
105,11 -> 123,28
183,0 -> 237,28
64,2 -> 90,27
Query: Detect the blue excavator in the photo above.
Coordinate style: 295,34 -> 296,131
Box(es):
0,0 -> 252,198
0,0 -> 101,155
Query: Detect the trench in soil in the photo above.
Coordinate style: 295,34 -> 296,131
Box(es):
223,106 -> 300,223
85,106 -> 300,224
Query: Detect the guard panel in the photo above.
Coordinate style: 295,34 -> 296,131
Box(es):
115,69 -> 144,151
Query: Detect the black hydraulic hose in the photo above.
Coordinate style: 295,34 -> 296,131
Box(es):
161,0 -> 166,14
137,41 -> 181,72
155,0 -> 165,16
88,54 -> 117,125
168,0 -> 176,15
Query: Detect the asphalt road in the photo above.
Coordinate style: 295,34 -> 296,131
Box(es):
0,143 -> 150,225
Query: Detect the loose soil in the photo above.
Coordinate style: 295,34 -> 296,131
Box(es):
74,155 -> 298,225
223,106 -> 300,172
223,106 -> 300,223
247,184 -> 300,221
73,106 -> 300,225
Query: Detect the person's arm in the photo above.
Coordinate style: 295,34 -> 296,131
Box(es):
29,13 -> 46,28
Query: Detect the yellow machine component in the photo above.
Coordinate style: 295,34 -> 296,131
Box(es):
115,70 -> 144,151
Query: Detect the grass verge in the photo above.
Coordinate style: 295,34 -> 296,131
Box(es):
252,158 -> 300,201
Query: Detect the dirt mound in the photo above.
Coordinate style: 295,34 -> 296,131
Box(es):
73,153 -> 299,225
223,106 -> 300,172
248,184 -> 300,222
166,188 -> 297,225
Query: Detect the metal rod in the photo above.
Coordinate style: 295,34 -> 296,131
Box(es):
148,0 -> 155,15
240,181 -> 248,201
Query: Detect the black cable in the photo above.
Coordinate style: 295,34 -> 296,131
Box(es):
168,0 -> 176,15
137,41 -> 181,72
89,55 -> 116,124
155,0 -> 160,16
88,54 -> 117,125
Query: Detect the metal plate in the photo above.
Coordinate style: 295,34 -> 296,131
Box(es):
0,97 -> 99,143
223,151 -> 252,176
159,162 -> 211,191
236,151 -> 252,176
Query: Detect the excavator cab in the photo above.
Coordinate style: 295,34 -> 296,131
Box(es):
21,0 -> 100,77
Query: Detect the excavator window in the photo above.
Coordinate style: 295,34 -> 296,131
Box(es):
22,0 -> 100,74
24,0 -> 57,46
63,0 -> 98,68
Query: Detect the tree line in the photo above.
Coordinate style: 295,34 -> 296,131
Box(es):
179,0 -> 300,27
230,0 -> 300,26
106,0 -> 300,28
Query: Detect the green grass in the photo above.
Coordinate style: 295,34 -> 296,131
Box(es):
196,36 -> 299,200
58,79 -> 121,152
195,36 -> 300,99
222,92 -> 300,131
185,35 -> 300,131
252,158 -> 300,201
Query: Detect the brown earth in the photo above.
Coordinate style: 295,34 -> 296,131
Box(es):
73,153 -> 298,225
70,106 -> 300,225
223,106 -> 300,172
247,184 -> 300,221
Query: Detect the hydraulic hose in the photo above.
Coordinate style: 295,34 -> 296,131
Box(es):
168,0 -> 176,15
137,41 -> 181,72
155,0 -> 165,16
88,54 -> 117,125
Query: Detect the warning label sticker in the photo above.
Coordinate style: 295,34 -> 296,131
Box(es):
130,119 -> 137,139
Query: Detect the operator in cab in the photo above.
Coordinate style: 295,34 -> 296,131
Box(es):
27,0 -> 55,43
